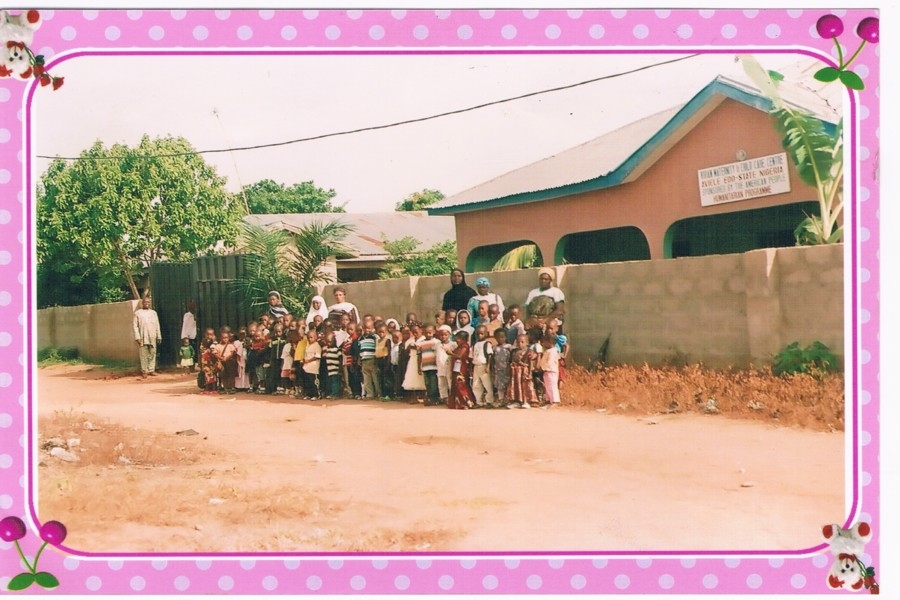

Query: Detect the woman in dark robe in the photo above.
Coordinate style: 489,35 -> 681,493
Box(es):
441,268 -> 477,313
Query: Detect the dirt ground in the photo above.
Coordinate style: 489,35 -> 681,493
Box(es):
34,364 -> 845,555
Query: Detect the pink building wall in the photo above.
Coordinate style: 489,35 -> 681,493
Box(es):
453,99 -> 821,265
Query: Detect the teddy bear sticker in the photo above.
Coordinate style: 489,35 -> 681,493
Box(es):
822,522 -> 879,593
0,9 -> 63,89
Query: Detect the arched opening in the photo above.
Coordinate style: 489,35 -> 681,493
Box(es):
557,226 -> 651,265
664,201 -> 820,258
465,240 -> 544,272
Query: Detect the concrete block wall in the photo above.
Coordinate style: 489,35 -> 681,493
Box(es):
37,245 -> 844,369
37,300 -> 141,365
774,243 -> 845,357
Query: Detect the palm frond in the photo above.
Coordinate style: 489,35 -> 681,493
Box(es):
771,108 -> 836,191
492,244 -> 541,271
231,218 -> 353,315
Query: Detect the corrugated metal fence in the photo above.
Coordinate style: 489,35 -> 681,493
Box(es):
150,254 -> 255,366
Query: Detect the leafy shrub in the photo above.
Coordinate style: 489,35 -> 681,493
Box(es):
772,341 -> 839,376
37,346 -> 80,364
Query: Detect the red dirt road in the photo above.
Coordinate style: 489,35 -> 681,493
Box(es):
35,365 -> 845,555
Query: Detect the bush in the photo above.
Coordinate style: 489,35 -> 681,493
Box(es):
772,341 -> 839,377
37,346 -> 81,364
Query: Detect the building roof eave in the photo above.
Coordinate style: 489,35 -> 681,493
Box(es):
428,78 -> 821,216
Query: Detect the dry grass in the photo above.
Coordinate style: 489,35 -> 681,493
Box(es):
37,410 -> 460,552
336,526 -> 461,552
38,409 -> 211,467
561,364 -> 844,431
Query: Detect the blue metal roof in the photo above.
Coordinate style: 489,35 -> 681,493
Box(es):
428,74 -> 838,216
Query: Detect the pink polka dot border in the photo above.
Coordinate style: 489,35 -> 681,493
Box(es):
0,8 -> 881,596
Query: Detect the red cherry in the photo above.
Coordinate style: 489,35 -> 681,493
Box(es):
816,14 -> 844,39
52,77 -> 64,90
39,520 -> 67,545
857,17 -> 879,43
40,73 -> 51,86
33,64 -> 45,76
26,10 -> 41,24
0,516 -> 27,542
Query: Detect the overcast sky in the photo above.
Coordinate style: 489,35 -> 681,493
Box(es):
30,50 -> 798,213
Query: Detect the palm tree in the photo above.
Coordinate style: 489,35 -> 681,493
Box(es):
492,244 -> 542,270
232,219 -> 354,316
739,55 -> 843,245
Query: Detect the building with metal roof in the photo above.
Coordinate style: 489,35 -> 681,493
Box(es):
428,57 -> 843,270
244,211 -> 456,282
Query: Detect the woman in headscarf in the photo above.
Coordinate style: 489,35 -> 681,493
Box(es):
466,276 -> 505,328
441,268 -> 476,313
327,286 -> 360,330
524,268 -> 566,330
267,291 -> 290,321
305,295 -> 330,327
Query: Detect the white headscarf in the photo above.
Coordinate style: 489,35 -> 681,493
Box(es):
305,295 -> 330,325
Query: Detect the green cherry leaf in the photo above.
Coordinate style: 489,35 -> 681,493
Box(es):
7,572 -> 36,591
813,66 -> 841,82
767,69 -> 785,82
839,69 -> 865,90
35,572 -> 61,588
34,55 -> 46,65
866,567 -> 876,576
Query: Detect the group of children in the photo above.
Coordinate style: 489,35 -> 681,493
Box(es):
180,294 -> 569,410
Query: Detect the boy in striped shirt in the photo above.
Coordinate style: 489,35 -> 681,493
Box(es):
358,323 -> 380,399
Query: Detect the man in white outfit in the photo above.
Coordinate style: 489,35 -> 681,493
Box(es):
133,297 -> 162,378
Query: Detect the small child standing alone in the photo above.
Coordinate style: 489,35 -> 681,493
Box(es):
179,337 -> 195,375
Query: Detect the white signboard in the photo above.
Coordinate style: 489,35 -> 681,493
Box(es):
698,152 -> 791,206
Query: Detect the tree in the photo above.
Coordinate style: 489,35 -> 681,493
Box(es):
739,56 -> 843,245
243,179 -> 345,214
394,188 -> 445,212
379,237 -> 457,279
232,219 -> 354,316
37,135 -> 243,300
492,244 -> 542,270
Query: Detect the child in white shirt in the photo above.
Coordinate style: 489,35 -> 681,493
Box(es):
471,325 -> 495,407
539,333 -> 561,406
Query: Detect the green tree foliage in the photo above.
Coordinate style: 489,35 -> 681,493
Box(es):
739,56 -> 843,245
37,135 -> 242,302
36,260 -> 127,308
233,219 -> 353,316
379,237 -> 457,279
394,188 -> 445,212
243,179 -> 345,214
492,244 -> 542,270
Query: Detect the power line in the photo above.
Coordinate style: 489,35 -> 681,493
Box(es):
37,54 -> 702,162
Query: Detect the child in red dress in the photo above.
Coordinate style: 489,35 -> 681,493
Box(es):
446,330 -> 476,410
